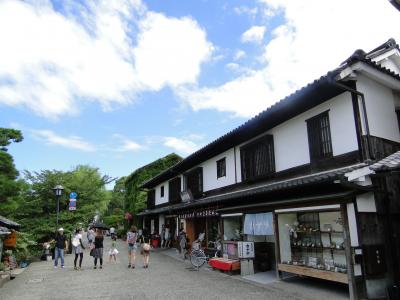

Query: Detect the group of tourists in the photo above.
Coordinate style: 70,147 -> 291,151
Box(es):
52,225 -> 151,270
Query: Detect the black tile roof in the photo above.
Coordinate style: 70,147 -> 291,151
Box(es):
138,163 -> 365,216
0,215 -> 20,230
370,151 -> 400,172
0,226 -> 11,236
141,39 -> 400,189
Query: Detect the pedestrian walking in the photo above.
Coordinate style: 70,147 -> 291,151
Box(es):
178,228 -> 188,259
108,235 -> 119,263
164,225 -> 171,248
109,226 -> 116,238
160,224 -> 165,248
87,227 -> 95,248
54,228 -> 67,269
72,228 -> 85,270
93,229 -> 104,269
126,225 -> 138,269
138,234 -> 151,268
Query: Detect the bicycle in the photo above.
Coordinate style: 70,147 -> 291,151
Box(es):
189,238 -> 222,269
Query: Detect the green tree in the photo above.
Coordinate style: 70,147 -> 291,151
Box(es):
124,153 -> 182,225
6,165 -> 112,242
0,128 -> 23,203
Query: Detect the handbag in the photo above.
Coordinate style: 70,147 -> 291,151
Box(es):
90,249 -> 95,256
142,243 -> 150,252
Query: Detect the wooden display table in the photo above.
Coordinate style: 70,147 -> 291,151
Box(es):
209,258 -> 240,272
277,264 -> 348,284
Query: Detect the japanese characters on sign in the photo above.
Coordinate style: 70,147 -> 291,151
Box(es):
178,208 -> 218,219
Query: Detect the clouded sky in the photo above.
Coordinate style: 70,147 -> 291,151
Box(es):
1,0 -> 399,187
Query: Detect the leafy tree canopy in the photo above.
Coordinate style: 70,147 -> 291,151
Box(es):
0,128 -> 23,202
0,128 -> 23,151
2,165 -> 111,242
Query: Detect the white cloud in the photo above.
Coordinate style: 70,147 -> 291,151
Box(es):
234,50 -> 246,61
0,0 -> 213,119
133,13 -> 213,90
112,134 -> 145,152
234,6 -> 258,17
177,0 -> 400,118
241,26 -> 266,44
163,136 -> 202,155
31,130 -> 96,152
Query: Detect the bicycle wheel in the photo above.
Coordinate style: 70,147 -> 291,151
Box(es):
190,250 -> 206,268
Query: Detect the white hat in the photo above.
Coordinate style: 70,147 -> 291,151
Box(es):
58,227 -> 64,232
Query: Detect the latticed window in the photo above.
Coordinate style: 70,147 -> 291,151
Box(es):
240,135 -> 275,182
168,177 -> 181,204
306,111 -> 333,162
216,157 -> 226,178
147,189 -> 155,209
184,167 -> 203,198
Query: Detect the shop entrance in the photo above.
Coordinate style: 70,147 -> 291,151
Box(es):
244,212 -> 276,274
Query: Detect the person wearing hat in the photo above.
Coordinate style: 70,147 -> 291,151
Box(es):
54,228 -> 67,269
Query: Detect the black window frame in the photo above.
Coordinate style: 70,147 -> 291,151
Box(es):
184,167 -> 203,199
216,157 -> 226,178
160,185 -> 164,198
396,109 -> 400,133
306,110 -> 333,163
168,177 -> 181,204
240,134 -> 275,182
147,189 -> 155,209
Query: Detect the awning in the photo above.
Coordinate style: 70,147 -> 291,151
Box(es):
217,191 -> 356,213
137,164 -> 364,216
0,215 -> 20,230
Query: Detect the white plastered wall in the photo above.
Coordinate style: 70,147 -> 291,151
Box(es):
201,148 -> 237,192
237,91 -> 358,173
155,182 -> 168,206
357,75 -> 400,142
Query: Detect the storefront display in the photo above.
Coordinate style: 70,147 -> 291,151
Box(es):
222,214 -> 243,259
277,210 -> 348,283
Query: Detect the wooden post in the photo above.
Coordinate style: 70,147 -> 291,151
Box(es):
341,203 -> 358,300
273,212 -> 283,280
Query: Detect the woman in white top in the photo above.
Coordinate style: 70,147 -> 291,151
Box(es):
72,228 -> 85,270
164,225 -> 171,248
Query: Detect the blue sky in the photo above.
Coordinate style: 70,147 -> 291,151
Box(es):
1,0 -> 399,188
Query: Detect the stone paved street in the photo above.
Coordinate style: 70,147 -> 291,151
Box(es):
0,236 -> 349,300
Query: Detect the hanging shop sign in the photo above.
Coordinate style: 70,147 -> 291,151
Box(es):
179,208 -> 219,219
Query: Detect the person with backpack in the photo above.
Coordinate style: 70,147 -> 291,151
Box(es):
72,228 -> 85,270
126,226 -> 138,269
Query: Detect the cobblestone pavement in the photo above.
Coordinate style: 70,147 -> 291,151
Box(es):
0,236 -> 349,300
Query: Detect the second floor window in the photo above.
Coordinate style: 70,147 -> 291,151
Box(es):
185,167 -> 203,198
160,185 -> 164,198
241,135 -> 275,182
147,189 -> 155,208
306,111 -> 333,162
217,157 -> 226,178
169,177 -> 181,204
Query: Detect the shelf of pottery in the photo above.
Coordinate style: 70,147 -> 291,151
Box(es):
277,210 -> 348,282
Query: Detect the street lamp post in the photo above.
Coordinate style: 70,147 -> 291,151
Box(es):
53,185 -> 64,228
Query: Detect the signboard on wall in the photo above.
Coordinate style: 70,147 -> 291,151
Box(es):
178,208 -> 218,219
238,241 -> 255,258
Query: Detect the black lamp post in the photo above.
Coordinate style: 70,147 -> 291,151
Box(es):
53,185 -> 64,228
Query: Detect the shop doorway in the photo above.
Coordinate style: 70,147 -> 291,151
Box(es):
244,212 -> 276,278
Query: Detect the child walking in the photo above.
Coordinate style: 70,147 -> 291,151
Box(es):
108,236 -> 119,263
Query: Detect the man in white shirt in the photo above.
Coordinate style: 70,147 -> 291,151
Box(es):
110,227 -> 115,238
